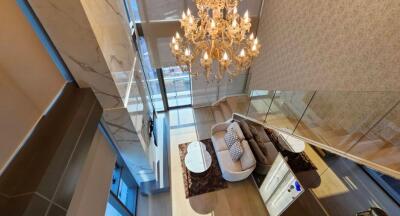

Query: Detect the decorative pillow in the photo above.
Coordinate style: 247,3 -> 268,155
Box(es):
248,139 -> 268,164
240,140 -> 257,170
224,127 -> 239,149
228,141 -> 244,161
249,125 -> 270,144
227,122 -> 245,141
238,121 -> 253,140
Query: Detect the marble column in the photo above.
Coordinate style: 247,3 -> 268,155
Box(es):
28,0 -> 155,184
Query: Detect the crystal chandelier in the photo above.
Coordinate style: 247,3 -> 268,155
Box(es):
170,0 -> 261,81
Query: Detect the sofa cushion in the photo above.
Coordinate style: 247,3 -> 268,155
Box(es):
240,140 -> 257,170
264,141 -> 279,163
218,150 -> 242,172
248,139 -> 269,164
238,120 -> 253,140
249,125 -> 270,144
228,122 -> 245,141
228,141 -> 244,161
224,128 -> 239,149
212,131 -> 229,152
258,142 -> 269,157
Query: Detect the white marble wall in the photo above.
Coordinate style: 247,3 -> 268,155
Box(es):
28,0 -> 155,184
28,0 -> 124,110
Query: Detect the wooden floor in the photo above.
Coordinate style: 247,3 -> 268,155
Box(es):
137,107 -> 400,216
137,107 -> 268,216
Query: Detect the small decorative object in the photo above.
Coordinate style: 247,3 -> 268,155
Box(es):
357,207 -> 388,216
170,0 -> 261,82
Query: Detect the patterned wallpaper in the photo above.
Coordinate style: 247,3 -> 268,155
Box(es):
249,0 -> 400,91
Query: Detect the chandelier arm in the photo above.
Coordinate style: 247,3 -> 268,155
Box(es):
171,0 -> 260,81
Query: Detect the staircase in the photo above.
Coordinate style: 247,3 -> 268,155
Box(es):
208,92 -> 400,179
211,94 -> 250,122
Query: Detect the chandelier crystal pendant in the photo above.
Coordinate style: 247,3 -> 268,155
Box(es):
170,0 -> 261,82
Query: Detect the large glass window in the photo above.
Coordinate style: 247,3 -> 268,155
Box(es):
123,0 -> 141,23
105,163 -> 138,216
138,37 -> 164,111
363,167 -> 400,206
162,66 -> 192,108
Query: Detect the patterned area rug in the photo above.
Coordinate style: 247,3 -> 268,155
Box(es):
178,139 -> 228,198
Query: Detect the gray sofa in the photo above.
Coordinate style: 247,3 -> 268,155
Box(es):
211,121 -> 256,182
233,115 -> 279,175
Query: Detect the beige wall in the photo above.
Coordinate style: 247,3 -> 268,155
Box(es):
249,0 -> 400,91
0,1 -> 65,173
67,129 -> 116,216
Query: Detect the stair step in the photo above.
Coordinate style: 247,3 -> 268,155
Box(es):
226,95 -> 250,114
220,102 -> 232,120
212,106 -> 225,123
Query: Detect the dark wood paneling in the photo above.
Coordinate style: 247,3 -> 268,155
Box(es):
0,83 -> 102,215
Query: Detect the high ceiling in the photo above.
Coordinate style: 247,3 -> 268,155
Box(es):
136,0 -> 263,22
134,0 -> 264,68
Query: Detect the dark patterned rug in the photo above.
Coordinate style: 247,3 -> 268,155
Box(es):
178,139 -> 228,198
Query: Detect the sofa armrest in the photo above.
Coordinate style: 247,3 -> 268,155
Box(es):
211,121 -> 230,135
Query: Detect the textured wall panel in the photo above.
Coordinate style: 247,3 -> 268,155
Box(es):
249,0 -> 400,91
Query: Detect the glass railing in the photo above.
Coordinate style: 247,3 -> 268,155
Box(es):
246,90 -> 400,176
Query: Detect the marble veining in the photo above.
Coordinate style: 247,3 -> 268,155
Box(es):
104,0 -> 123,18
29,0 -> 156,184
66,55 -> 114,81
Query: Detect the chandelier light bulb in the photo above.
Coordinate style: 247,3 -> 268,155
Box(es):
244,10 -> 250,23
251,44 -> 257,51
175,32 -> 180,39
223,52 -> 229,60
174,44 -> 179,51
254,38 -> 259,45
249,33 -> 254,40
203,52 -> 209,60
184,48 -> 191,56
182,11 -> 186,20
233,7 -> 238,14
240,49 -> 245,57
187,8 -> 191,16
211,19 -> 216,29
172,36 -> 176,44
232,19 -> 238,28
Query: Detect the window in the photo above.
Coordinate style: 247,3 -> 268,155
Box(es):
363,166 -> 400,205
162,66 -> 192,108
138,37 -> 164,111
123,0 -> 141,23
105,163 -> 138,216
